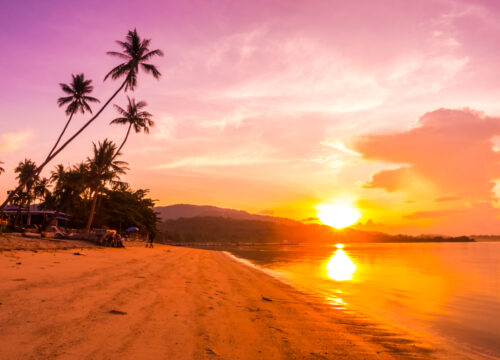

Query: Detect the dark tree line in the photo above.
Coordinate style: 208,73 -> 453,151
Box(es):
158,216 -> 474,244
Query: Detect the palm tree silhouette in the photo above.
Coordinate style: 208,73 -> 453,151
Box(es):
85,140 -> 128,233
33,177 -> 51,205
49,74 -> 100,158
13,159 -> 37,224
105,28 -> 164,91
49,163 -> 89,213
111,97 -> 154,158
0,29 -> 162,212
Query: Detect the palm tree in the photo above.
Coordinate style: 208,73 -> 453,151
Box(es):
46,163 -> 89,214
14,159 -> 37,197
13,159 -> 37,225
0,29 -> 162,212
33,177 -> 51,204
49,74 -> 100,158
111,97 -> 154,158
85,140 -> 128,233
105,28 -> 164,91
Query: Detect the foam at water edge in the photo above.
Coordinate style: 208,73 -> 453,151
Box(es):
222,251 -> 293,287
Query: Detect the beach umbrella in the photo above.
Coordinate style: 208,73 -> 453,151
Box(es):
126,227 -> 139,232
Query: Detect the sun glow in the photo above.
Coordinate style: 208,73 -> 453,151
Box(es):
326,247 -> 357,281
316,203 -> 361,229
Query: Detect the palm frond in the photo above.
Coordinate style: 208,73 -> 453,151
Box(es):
59,83 -> 75,95
106,51 -> 130,59
83,95 -> 100,103
57,96 -> 73,107
141,63 -> 161,79
141,49 -> 164,61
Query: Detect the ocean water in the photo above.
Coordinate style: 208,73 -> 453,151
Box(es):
200,241 -> 500,359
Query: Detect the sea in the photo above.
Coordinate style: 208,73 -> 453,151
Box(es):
194,241 -> 500,359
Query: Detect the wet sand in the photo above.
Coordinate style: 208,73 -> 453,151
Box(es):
0,242 -> 464,359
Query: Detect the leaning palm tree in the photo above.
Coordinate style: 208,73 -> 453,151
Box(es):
0,29 -> 162,212
104,28 -> 164,91
85,140 -> 128,233
111,97 -> 154,158
49,74 -> 100,157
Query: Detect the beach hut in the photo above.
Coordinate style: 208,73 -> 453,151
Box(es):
2,205 -> 70,228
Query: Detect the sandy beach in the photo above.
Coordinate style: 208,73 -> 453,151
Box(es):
0,240 -> 462,360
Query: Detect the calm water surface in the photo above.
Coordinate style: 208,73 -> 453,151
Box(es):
201,242 -> 500,359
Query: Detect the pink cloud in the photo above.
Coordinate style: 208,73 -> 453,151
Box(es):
363,167 -> 412,192
355,108 -> 500,202
434,196 -> 462,202
354,108 -> 500,234
403,202 -> 500,235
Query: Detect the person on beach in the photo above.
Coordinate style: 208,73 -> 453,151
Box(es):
147,232 -> 154,248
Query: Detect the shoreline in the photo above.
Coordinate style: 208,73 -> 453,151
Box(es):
223,249 -> 496,360
0,241 -> 473,359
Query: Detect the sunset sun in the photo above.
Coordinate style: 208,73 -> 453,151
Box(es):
317,204 -> 361,229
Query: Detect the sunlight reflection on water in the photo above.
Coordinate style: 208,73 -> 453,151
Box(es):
325,245 -> 357,281
203,241 -> 500,359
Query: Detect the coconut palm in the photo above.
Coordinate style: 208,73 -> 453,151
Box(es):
85,140 -> 128,233
46,163 -> 89,214
111,97 -> 154,158
104,28 -> 164,91
49,74 -> 100,158
15,159 -> 37,196
13,159 -> 37,224
0,29 -> 162,212
33,177 -> 51,204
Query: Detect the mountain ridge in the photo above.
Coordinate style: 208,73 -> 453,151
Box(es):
154,204 -> 299,225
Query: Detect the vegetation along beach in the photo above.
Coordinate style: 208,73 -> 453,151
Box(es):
1,1 -> 500,359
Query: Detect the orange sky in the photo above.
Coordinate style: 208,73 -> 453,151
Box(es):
2,0 -> 500,235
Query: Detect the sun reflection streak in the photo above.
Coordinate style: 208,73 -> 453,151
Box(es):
326,245 -> 357,281
327,296 -> 346,309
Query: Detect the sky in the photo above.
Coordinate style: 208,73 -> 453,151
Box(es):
1,0 -> 500,235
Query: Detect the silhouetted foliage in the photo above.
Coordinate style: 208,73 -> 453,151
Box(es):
111,96 -> 154,158
158,217 -> 475,244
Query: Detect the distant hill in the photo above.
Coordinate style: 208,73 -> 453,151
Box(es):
157,215 -> 474,245
154,204 -> 298,225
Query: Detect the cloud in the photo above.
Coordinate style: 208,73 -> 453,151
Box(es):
0,131 -> 31,152
434,196 -> 461,202
403,209 -> 463,220
301,217 -> 319,222
354,108 -> 500,234
363,167 -> 412,192
354,108 -> 500,202
402,203 -> 500,235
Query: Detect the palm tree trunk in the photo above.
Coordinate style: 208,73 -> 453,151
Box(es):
113,123 -> 132,161
0,79 -> 128,213
85,188 -> 99,234
95,192 -> 103,219
14,195 -> 25,226
47,111 -> 75,158
26,195 -> 32,226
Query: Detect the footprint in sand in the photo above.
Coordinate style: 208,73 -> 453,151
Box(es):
108,310 -> 127,315
205,347 -> 217,357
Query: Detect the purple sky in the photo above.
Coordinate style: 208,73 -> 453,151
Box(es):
2,0 -> 500,234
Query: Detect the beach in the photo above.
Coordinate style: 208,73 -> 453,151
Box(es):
0,240 -> 464,360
